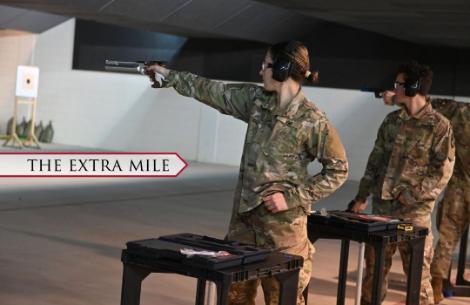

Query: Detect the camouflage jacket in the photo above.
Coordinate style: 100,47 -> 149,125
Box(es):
164,71 -> 348,213
356,102 -> 455,213
431,98 -> 470,182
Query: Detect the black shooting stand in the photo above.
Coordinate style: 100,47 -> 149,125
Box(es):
119,233 -> 303,305
305,212 -> 428,305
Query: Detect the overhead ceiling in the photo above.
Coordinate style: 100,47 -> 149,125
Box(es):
0,4 -> 68,32
260,0 -> 470,48
1,0 -> 469,48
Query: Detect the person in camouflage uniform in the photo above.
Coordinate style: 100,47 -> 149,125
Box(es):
350,61 -> 455,305
146,41 -> 349,305
428,98 -> 470,304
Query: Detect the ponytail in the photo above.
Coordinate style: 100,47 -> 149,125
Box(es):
305,70 -> 319,84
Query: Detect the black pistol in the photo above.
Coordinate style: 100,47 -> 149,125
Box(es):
360,86 -> 385,98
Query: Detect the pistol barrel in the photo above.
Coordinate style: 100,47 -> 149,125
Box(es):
104,60 -> 146,74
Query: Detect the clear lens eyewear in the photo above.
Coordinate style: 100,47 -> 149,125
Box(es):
261,62 -> 273,71
394,81 -> 406,89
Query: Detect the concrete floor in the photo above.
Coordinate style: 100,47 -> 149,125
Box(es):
0,144 -> 468,305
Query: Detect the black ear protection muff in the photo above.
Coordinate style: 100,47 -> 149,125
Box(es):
271,41 -> 298,82
271,54 -> 293,82
404,76 -> 420,97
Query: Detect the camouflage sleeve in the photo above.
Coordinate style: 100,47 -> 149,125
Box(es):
430,98 -> 459,119
401,122 -> 455,203
163,70 -> 258,122
430,98 -> 454,109
355,119 -> 387,201
287,120 -> 348,206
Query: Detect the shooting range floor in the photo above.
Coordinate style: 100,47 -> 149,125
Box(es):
0,144 -> 468,305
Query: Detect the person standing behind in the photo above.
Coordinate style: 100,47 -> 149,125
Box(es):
428,99 -> 470,304
350,61 -> 455,305
382,96 -> 469,304
146,41 -> 349,305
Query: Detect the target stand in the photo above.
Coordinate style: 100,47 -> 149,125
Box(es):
3,65 -> 41,149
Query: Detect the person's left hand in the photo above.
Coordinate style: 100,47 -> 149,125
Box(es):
383,90 -> 396,106
263,192 -> 289,213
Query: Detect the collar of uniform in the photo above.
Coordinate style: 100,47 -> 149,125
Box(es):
271,88 -> 305,119
257,91 -> 277,112
414,101 -> 433,119
399,100 -> 433,120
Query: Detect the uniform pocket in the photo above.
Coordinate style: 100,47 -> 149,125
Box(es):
258,203 -> 306,223
405,138 -> 426,158
262,211 -> 308,250
245,117 -> 261,144
268,117 -> 301,152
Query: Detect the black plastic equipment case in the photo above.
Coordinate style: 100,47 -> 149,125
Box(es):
307,212 -> 428,305
120,234 -> 303,305
126,233 -> 271,270
311,210 -> 412,232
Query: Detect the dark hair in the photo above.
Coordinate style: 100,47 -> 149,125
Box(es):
397,60 -> 433,96
268,41 -> 318,83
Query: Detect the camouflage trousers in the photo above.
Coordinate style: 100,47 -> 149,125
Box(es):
226,204 -> 314,305
362,200 -> 434,305
431,178 -> 470,279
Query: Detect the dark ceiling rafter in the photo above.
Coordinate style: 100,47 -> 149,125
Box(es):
1,0 -> 470,48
